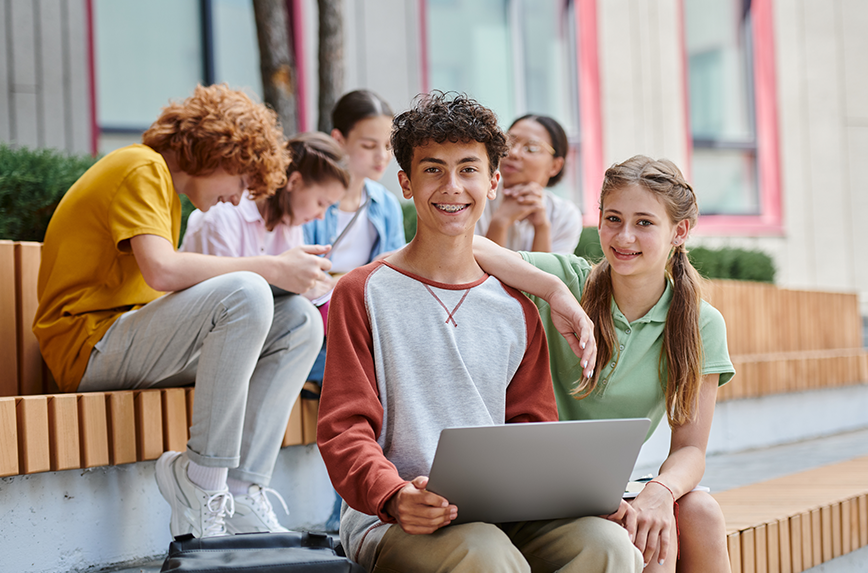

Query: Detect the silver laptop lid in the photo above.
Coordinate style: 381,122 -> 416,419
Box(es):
426,418 -> 650,525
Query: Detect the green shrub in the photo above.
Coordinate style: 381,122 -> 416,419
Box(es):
688,246 -> 775,283
0,145 -> 99,242
575,226 -> 604,262
572,227 -> 776,283
401,199 -> 417,243
1,144 -> 198,243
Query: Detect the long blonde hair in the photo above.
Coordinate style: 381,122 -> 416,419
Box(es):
575,155 -> 705,427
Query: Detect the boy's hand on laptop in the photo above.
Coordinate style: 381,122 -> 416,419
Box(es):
385,476 -> 457,535
274,245 -> 332,293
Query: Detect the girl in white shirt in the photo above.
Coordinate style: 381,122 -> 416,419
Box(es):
181,132 -> 350,300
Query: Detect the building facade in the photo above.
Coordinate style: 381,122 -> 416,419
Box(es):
1,0 -> 866,313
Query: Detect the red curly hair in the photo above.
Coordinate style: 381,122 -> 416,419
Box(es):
142,84 -> 289,197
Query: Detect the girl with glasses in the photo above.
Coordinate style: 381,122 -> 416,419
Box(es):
476,114 -> 582,255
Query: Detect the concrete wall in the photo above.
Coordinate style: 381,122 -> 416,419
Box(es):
0,0 -> 92,154
596,0 -> 690,174
0,444 -> 335,573
634,382 -> 868,477
687,0 -> 868,316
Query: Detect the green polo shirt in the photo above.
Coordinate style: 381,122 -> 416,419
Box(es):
521,252 -> 735,440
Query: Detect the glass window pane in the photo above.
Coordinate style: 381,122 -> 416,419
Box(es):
685,0 -> 754,141
692,148 -> 758,215
516,0 -> 578,134
213,0 -> 263,98
95,0 -> 203,129
427,0 -> 514,124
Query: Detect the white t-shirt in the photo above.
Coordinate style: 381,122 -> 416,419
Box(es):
328,191 -> 378,273
475,189 -> 582,255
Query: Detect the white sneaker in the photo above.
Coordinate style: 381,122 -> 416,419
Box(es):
226,484 -> 290,533
155,451 -> 235,538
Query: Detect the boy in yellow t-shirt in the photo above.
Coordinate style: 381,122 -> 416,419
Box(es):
34,84 -> 330,538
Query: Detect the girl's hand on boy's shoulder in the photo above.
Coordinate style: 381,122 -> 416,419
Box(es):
547,286 -> 596,380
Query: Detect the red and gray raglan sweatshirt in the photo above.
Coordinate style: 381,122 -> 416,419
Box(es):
316,260 -> 558,569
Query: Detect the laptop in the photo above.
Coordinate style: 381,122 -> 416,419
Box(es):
426,418 -> 650,525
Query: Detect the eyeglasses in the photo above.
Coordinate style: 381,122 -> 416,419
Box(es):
506,136 -> 556,157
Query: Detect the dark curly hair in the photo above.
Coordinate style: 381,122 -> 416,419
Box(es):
391,91 -> 508,177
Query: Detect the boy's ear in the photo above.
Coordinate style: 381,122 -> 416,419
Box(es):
487,170 -> 500,201
398,171 -> 413,199
330,128 -> 345,146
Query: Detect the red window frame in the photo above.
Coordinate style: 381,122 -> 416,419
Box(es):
681,0 -> 783,236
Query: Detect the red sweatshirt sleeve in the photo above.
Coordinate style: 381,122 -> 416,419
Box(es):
502,285 -> 559,424
316,263 -> 406,522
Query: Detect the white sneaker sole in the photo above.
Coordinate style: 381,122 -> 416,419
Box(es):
155,451 -> 188,538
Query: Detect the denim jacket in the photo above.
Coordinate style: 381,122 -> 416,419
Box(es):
303,179 -> 406,260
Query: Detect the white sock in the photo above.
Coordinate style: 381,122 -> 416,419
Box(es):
227,477 -> 253,496
186,460 -> 228,492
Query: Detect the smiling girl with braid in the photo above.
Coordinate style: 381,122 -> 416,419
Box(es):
476,155 -> 735,572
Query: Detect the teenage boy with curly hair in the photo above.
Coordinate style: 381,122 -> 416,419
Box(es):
316,92 -> 642,572
34,84 -> 329,538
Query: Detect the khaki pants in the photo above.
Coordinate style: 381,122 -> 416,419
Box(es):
371,517 -> 643,573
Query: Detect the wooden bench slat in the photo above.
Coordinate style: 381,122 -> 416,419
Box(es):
859,494 -> 868,547
185,387 -> 195,441
282,397 -> 303,448
135,390 -> 163,461
742,527 -> 756,573
728,532 -> 742,573
107,392 -> 136,465
16,395 -> 50,473
161,388 -> 187,453
48,394 -> 80,471
755,523 -> 768,573
301,381 -> 319,445
0,241 -> 19,397
789,514 -> 802,573
810,508 -> 822,568
78,393 -> 109,468
0,396 -> 19,476
14,242 -> 43,395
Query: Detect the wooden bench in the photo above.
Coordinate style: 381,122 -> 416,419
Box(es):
705,280 -> 868,402
715,455 -> 868,573
0,240 -> 318,478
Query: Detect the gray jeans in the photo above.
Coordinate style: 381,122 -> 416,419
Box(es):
78,272 -> 322,485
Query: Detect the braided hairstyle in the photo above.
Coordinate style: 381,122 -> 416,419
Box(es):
576,155 -> 705,427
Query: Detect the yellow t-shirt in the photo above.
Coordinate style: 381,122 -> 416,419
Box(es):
34,144 -> 181,391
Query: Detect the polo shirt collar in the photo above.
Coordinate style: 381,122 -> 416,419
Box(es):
237,193 -> 264,224
611,279 -> 673,328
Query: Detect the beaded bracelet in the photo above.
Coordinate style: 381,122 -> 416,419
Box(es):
647,480 -> 680,559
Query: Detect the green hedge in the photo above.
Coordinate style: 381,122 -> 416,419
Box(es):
0,145 -> 197,243
0,145 -> 100,242
401,199 -> 417,243
575,226 -> 776,283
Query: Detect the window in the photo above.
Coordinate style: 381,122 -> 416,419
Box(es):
684,0 -> 781,233
425,0 -> 582,203
93,0 -> 262,153
685,0 -> 757,215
